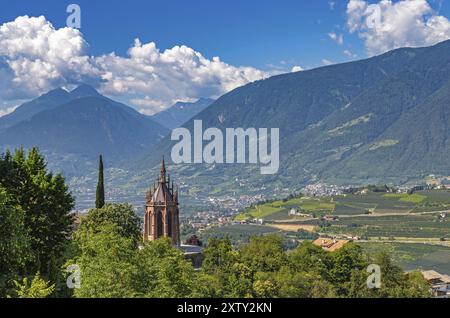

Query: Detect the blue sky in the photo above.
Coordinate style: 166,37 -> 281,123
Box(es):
0,0 -> 362,70
1,0 -> 450,115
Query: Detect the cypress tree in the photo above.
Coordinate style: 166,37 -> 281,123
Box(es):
96,155 -> 105,209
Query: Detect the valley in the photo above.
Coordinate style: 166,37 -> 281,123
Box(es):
199,188 -> 450,274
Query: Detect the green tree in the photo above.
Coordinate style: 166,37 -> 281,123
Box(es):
135,238 -> 195,298
239,235 -> 287,273
370,252 -> 430,298
288,241 -> 331,278
191,272 -> 222,298
0,187 -> 31,296
329,243 -> 368,296
401,271 -> 430,298
13,273 -> 55,298
0,148 -> 74,279
95,155 -> 105,209
202,237 -> 236,273
200,237 -> 252,297
71,223 -> 139,298
77,203 -> 142,245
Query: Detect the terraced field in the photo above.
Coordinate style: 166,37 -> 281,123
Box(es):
207,190 -> 450,274
233,190 -> 450,241
321,214 -> 450,239
238,196 -> 335,221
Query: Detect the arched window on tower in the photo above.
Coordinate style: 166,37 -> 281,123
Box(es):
156,211 -> 163,237
167,210 -> 172,238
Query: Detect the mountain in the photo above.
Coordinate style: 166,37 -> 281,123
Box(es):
151,98 -> 215,130
0,88 -> 73,131
0,85 -> 169,177
119,40 -> 450,201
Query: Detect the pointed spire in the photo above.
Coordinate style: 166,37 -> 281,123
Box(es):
174,185 -> 179,203
160,156 -> 166,182
146,188 -> 153,203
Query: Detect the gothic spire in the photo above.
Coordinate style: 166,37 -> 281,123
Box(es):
174,185 -> 179,203
146,188 -> 153,203
160,157 -> 166,182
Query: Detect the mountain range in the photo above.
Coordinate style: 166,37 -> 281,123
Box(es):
119,40 -> 450,201
0,85 -> 169,177
2,40 -> 450,207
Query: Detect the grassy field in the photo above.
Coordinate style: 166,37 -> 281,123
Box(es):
237,196 -> 335,221
200,224 -> 282,244
383,193 -> 427,203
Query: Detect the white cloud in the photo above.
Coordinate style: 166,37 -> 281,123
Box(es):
0,16 -> 268,115
322,59 -> 334,66
329,1 -> 336,10
97,39 -> 267,114
291,65 -> 304,72
347,0 -> 450,56
328,32 -> 344,45
0,105 -> 18,117
0,16 -> 98,100
343,49 -> 358,58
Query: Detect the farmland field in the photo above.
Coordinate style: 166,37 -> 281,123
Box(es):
200,224 -> 281,244
230,190 -> 450,242
321,214 -> 449,238
358,242 -> 450,274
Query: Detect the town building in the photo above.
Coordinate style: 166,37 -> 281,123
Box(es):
421,270 -> 450,298
143,158 -> 180,245
313,237 -> 349,252
143,159 -> 204,267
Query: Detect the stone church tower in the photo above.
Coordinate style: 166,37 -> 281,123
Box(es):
143,158 -> 180,245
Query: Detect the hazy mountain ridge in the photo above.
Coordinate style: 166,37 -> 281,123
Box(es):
151,98 -> 215,130
0,85 -> 169,178
119,41 -> 450,199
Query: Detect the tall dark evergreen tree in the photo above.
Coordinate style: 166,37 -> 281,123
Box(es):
96,155 -> 105,209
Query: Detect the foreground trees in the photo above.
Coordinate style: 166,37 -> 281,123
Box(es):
71,209 -> 194,298
198,237 -> 430,298
0,148 -> 74,297
0,149 -> 431,298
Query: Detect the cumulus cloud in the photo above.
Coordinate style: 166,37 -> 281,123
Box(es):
0,16 -> 98,100
97,39 -> 267,114
291,65 -> 304,72
322,59 -> 334,66
347,0 -> 450,56
0,16 -> 268,115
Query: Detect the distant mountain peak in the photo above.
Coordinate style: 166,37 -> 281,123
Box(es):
70,84 -> 100,99
151,98 -> 215,130
44,87 -> 70,98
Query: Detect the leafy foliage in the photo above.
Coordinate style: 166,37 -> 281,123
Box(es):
76,203 -> 142,245
13,273 -> 55,298
0,148 -> 74,295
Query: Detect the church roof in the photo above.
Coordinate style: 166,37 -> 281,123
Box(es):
147,158 -> 177,205
151,181 -> 173,203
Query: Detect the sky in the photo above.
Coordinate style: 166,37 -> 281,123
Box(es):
1,0 -> 450,116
